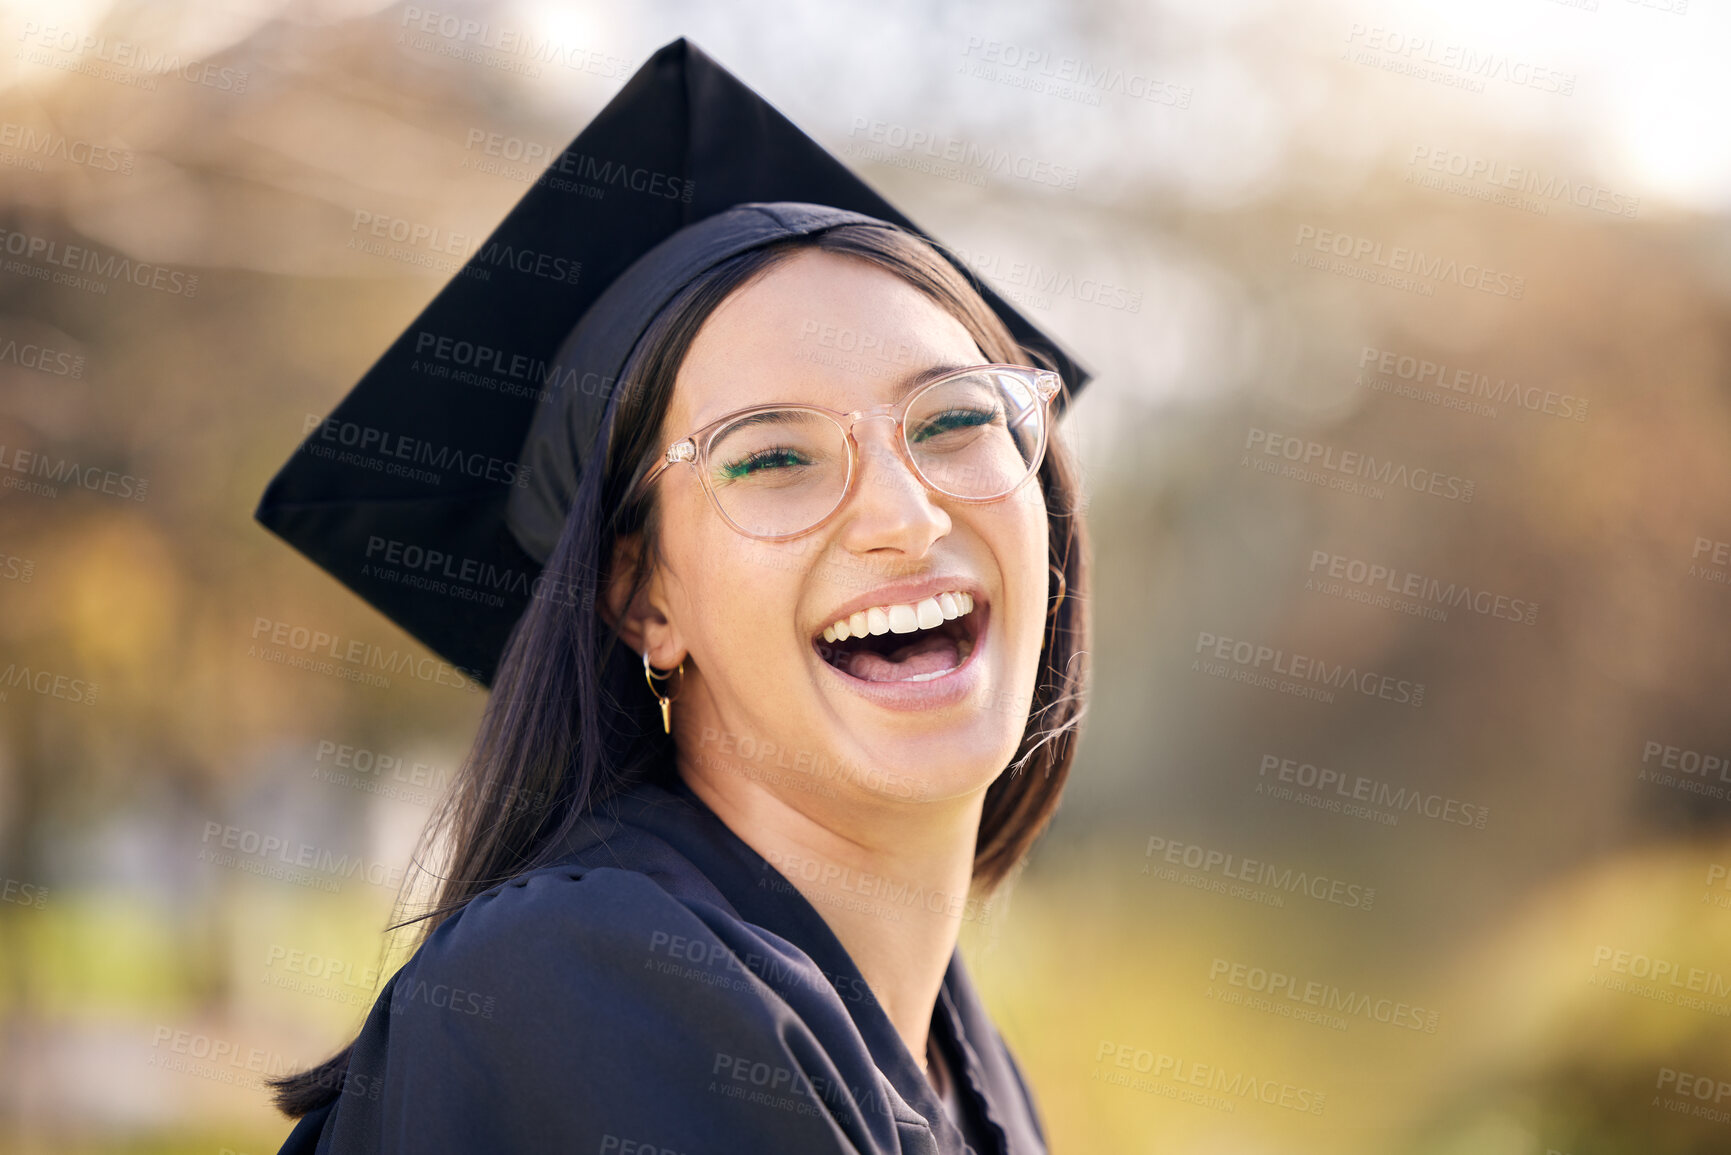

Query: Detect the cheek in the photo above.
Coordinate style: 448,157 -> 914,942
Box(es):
682,528 -> 812,672
999,493 -> 1051,648
1004,487 -> 1051,574
957,498 -> 1041,606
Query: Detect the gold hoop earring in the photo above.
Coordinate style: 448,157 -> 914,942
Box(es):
643,650 -> 685,734
1047,562 -> 1067,619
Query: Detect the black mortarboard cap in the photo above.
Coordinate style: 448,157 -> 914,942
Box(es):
254,37 -> 1093,688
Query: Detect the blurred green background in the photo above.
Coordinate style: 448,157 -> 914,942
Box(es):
2,0 -> 1730,1151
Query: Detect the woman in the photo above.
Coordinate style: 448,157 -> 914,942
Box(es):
261,45 -> 1091,1155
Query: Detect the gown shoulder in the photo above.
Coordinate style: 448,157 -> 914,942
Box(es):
301,860 -> 911,1154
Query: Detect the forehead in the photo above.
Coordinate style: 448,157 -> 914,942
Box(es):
673,248 -> 985,431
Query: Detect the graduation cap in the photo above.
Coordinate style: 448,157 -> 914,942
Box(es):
254,37 -> 1093,688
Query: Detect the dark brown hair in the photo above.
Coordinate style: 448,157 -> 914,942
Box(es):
270,222 -> 1092,1118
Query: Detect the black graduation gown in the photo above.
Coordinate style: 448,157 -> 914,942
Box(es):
274,772 -> 1049,1154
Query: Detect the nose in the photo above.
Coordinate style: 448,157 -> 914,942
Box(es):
834,416 -> 950,554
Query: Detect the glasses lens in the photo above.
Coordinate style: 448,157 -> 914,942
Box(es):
905,369 -> 1046,498
705,409 -> 849,538
699,371 -> 1050,540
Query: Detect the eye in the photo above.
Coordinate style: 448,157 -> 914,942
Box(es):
911,407 -> 999,443
716,447 -> 809,480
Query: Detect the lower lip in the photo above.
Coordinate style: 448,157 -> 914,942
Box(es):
813,609 -> 989,712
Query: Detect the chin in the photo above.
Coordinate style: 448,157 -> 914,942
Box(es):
829,683 -> 1031,806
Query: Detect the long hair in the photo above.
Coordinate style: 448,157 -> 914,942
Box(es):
270,222 -> 1092,1117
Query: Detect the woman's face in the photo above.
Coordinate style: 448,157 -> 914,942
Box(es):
629,248 -> 1049,807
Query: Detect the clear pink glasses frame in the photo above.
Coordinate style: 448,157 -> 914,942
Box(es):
627,363 -> 1063,542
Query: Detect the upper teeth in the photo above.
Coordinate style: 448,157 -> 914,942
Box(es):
821,591 -> 974,643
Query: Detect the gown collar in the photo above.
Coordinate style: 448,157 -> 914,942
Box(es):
562,769 -> 1030,1154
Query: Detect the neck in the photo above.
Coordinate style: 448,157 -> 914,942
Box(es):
677,758 -> 984,1073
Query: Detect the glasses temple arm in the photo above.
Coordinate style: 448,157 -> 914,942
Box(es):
626,440 -> 695,504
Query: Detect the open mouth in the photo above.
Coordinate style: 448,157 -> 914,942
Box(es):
812,590 -> 984,684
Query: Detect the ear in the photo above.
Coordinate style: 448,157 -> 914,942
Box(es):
602,531 -> 683,662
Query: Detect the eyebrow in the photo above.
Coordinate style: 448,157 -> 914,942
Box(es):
711,408 -> 812,434
697,363 -> 974,431
898,362 -> 970,397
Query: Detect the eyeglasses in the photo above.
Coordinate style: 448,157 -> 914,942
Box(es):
628,363 -> 1063,542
